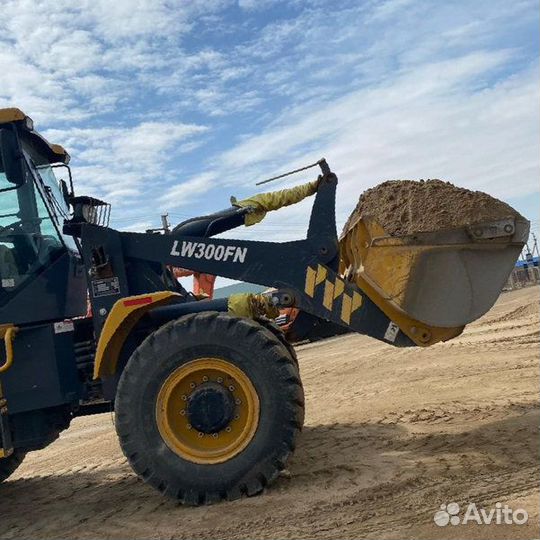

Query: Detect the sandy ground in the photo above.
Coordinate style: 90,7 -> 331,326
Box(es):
0,286 -> 538,540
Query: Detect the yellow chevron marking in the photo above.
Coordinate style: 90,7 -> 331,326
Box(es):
333,278 -> 345,299
305,266 -> 317,297
323,280 -> 334,310
341,294 -> 352,324
315,264 -> 327,286
351,291 -> 363,313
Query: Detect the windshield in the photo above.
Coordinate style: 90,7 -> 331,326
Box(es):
33,162 -> 77,249
0,139 -> 77,296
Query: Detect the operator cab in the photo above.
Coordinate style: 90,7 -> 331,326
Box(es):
0,109 -> 87,324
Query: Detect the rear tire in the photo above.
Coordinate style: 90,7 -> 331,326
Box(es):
0,451 -> 25,483
115,312 -> 304,505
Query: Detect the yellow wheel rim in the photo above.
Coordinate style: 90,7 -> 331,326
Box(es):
155,358 -> 260,464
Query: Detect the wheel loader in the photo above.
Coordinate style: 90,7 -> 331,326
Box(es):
0,108 -> 529,504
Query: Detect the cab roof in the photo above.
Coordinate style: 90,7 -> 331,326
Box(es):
0,107 -> 70,164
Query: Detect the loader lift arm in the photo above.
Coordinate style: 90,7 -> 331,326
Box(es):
77,161 -> 457,366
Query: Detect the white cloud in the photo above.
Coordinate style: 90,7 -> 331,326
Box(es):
218,50 -> 518,168
43,120 -> 208,208
0,0 -> 235,122
160,172 -> 219,208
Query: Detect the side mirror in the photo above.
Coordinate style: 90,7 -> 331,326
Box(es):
0,129 -> 24,187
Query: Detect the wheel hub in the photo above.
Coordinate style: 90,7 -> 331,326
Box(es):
155,357 -> 260,464
187,382 -> 235,434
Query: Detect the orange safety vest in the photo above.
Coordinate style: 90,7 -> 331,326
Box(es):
173,268 -> 216,299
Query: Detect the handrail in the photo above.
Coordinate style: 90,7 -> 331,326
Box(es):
0,326 -> 18,374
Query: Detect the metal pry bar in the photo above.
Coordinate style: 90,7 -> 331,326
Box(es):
256,158 -> 329,186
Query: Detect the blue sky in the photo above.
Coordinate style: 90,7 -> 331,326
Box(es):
0,0 -> 538,250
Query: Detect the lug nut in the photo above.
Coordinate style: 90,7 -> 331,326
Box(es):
212,433 -> 219,438
217,377 -> 223,383
181,395 -> 187,401
235,398 -> 241,405
234,414 -> 240,420
180,409 -> 185,415
198,432 -> 204,438
228,385 -> 235,392
189,382 -> 196,389
225,427 -> 232,432
187,424 -> 192,430
202,376 -> 209,382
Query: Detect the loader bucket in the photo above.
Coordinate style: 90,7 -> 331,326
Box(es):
340,215 -> 530,328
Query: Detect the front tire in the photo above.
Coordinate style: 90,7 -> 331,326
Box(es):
115,312 -> 304,505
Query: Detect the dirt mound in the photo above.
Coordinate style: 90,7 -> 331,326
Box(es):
342,179 -> 523,237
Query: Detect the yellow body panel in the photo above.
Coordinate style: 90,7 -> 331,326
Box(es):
93,292 -> 180,379
0,108 -> 27,124
304,266 -> 317,297
50,143 -> 69,158
323,279 -> 334,310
